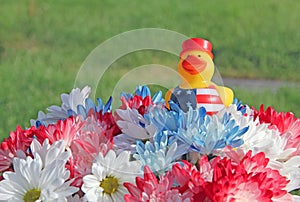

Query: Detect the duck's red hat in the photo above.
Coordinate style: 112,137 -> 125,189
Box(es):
180,38 -> 214,59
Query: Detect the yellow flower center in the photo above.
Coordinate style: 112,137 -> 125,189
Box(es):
23,188 -> 41,202
100,176 -> 119,194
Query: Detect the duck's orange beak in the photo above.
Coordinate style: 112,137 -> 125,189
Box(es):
181,55 -> 207,75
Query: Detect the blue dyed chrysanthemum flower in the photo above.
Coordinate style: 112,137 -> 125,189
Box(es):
133,131 -> 188,175
146,101 -> 207,133
67,97 -> 112,119
145,102 -> 184,133
120,85 -> 164,106
174,107 -> 249,155
232,98 -> 248,115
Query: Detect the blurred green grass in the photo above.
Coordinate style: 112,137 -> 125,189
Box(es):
0,0 -> 300,138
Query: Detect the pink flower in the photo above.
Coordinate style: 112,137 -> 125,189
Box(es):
124,166 -> 190,202
69,147 -> 95,187
70,128 -> 114,187
73,130 -> 113,156
33,113 -> 118,188
0,126 -> 35,173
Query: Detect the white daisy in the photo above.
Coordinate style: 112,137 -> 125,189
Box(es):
82,150 -> 142,202
30,138 -> 71,168
0,154 -> 78,201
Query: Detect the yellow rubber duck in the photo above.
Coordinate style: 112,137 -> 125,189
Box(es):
165,38 -> 234,114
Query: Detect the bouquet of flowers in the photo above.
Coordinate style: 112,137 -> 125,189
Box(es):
0,85 -> 299,201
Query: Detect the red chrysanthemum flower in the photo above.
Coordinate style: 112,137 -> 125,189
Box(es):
124,166 -> 191,202
204,151 -> 291,202
171,160 -> 207,201
165,151 -> 292,201
120,95 -> 153,116
253,105 -> 299,134
95,110 -> 121,137
0,126 -> 36,173
34,116 -> 85,147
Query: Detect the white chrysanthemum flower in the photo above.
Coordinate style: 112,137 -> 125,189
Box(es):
219,105 -> 296,161
113,133 -> 137,154
60,86 -> 91,112
82,150 -> 142,202
114,108 -> 157,154
31,86 -> 91,126
269,156 -> 300,192
240,120 -> 295,161
0,154 -> 78,201
115,108 -> 156,139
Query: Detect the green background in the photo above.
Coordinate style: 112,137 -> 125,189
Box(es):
0,0 -> 299,138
